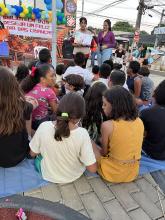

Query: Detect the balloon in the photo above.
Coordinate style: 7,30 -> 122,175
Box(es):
56,0 -> 63,10
62,17 -> 67,24
20,12 -> 25,18
32,13 -> 35,19
48,11 -> 52,16
15,11 -> 20,17
4,8 -> 10,15
24,9 -> 29,15
28,6 -> 32,13
26,13 -> 32,19
18,6 -> 23,13
57,15 -> 63,22
45,13 -> 49,19
36,13 -> 41,19
46,4 -> 52,10
11,8 -> 16,15
0,3 -> 5,9
44,0 -> 52,4
0,11 -> 5,16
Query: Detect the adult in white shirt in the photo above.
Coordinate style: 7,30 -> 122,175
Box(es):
72,17 -> 92,68
30,93 -> 97,184
63,52 -> 93,85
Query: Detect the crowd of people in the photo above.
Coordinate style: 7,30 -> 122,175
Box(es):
0,17 -> 165,185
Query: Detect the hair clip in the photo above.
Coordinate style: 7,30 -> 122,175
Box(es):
30,67 -> 37,77
61,112 -> 69,117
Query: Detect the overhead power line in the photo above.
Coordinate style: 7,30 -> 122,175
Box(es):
77,10 -> 156,28
91,0 -> 128,14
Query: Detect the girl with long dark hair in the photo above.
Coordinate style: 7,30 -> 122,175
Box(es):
83,82 -> 107,143
21,64 -> 57,130
93,86 -> 144,183
30,93 -> 97,183
0,67 -> 32,168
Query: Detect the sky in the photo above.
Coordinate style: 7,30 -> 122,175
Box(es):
0,0 -> 164,33
76,0 -> 164,33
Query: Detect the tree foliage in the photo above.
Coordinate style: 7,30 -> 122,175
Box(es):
112,21 -> 135,32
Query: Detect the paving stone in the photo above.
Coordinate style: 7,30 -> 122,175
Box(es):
59,183 -> 84,211
104,199 -> 131,220
143,174 -> 158,187
121,182 -> 140,194
156,198 -> 165,210
135,178 -> 160,203
74,176 -> 93,195
24,191 -> 44,199
89,178 -> 115,202
129,208 -> 152,220
79,209 -> 90,218
81,192 -> 110,220
110,184 -> 139,212
24,187 -> 42,195
41,183 -> 62,202
132,192 -> 163,220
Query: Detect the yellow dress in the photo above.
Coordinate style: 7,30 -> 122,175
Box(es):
98,118 -> 144,183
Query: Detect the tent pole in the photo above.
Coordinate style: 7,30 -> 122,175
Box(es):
52,0 -> 57,67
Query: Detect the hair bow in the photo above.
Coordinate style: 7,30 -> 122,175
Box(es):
31,67 -> 37,77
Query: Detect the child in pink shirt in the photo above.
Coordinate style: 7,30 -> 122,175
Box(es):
21,64 -> 57,130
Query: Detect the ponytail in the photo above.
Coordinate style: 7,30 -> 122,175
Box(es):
20,64 -> 51,93
55,113 -> 70,141
54,93 -> 86,141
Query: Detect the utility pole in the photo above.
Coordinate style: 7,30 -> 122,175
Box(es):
82,0 -> 84,17
135,0 -> 145,31
154,9 -> 165,48
52,0 -> 57,67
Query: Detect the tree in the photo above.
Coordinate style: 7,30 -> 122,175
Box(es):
112,21 -> 135,32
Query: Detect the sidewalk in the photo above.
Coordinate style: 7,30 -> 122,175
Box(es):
23,174 -> 165,220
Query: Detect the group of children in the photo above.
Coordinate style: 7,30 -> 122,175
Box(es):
0,47 -> 165,185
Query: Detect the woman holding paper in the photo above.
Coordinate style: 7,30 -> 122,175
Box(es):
97,19 -> 116,66
72,17 -> 92,68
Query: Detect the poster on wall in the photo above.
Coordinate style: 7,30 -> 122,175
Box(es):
0,0 -> 77,63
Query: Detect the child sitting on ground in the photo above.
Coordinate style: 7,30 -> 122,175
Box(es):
21,64 -> 57,130
83,82 -> 107,144
108,70 -> 126,88
35,48 -> 54,69
15,64 -> 29,83
140,80 -> 165,160
64,74 -> 85,96
92,63 -> 111,88
92,65 -> 100,81
29,93 -> 97,184
0,67 -> 32,168
137,66 -> 154,110
93,86 -> 144,183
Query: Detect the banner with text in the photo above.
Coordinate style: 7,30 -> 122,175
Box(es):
0,16 -> 52,39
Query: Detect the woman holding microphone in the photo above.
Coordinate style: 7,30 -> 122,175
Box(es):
97,19 -> 115,66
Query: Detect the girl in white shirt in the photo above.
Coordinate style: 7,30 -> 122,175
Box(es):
30,92 -> 97,184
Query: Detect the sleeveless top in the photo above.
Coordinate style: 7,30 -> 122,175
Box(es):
98,118 -> 144,183
108,119 -> 144,161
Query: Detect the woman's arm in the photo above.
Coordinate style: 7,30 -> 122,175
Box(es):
100,121 -> 113,156
134,77 -> 142,98
104,32 -> 116,49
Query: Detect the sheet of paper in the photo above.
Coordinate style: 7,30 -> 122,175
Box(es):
74,31 -> 92,46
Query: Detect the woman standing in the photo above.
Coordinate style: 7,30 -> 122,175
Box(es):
97,19 -> 115,66
72,17 -> 92,68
